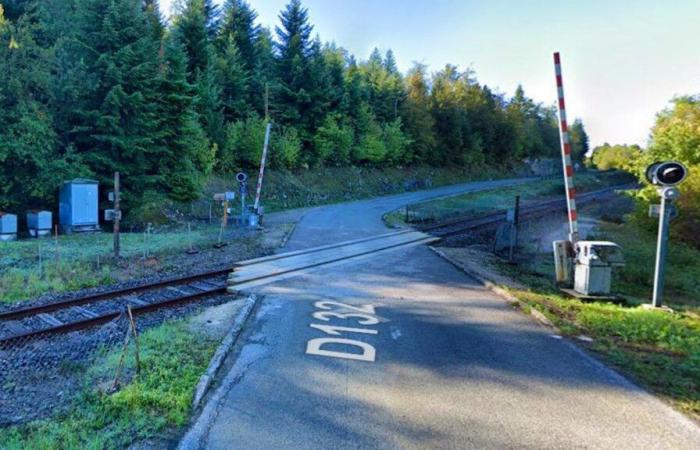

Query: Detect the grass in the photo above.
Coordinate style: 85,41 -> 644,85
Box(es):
0,320 -> 220,449
595,221 -> 700,310
384,170 -> 634,225
207,165 -> 510,214
1,165 -> 504,305
503,282 -> 700,418
0,223 -> 254,305
487,213 -> 700,418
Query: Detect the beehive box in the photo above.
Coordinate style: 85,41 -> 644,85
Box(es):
27,210 -> 53,237
0,212 -> 18,241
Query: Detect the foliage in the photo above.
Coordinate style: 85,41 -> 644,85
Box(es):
313,114 -> 354,166
510,286 -> 700,418
273,126 -> 301,169
221,115 -> 267,170
0,0 -> 586,214
590,143 -> 643,171
633,96 -> 700,247
0,321 -> 220,448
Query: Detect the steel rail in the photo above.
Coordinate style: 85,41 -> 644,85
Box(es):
0,185 -> 629,345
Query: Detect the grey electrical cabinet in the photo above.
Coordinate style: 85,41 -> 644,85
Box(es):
59,179 -> 100,233
0,212 -> 18,241
574,241 -> 624,295
27,210 -> 53,237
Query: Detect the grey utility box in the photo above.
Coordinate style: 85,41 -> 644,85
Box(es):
574,241 -> 624,296
27,210 -> 53,237
59,179 -> 100,233
0,212 -> 18,241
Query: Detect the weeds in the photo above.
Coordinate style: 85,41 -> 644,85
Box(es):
0,320 -> 219,449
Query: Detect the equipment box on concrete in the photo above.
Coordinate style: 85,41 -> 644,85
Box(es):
27,210 -> 53,237
573,241 -> 624,296
0,212 -> 18,241
59,179 -> 100,233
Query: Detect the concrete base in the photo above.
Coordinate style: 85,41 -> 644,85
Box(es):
640,303 -> 674,313
560,288 -> 625,303
0,234 -> 17,242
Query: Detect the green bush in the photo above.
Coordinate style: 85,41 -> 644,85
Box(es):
313,114 -> 354,166
273,127 -> 301,170
221,115 -> 267,170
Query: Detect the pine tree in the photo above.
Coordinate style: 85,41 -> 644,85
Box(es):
253,27 -> 276,117
217,35 -> 249,121
156,37 -> 213,201
0,4 -> 78,210
400,63 -> 437,164
203,0 -> 221,38
569,118 -> 590,164
275,0 -> 313,126
69,0 -> 163,197
219,0 -> 259,73
173,0 -> 224,147
173,0 -> 213,80
383,49 -> 398,74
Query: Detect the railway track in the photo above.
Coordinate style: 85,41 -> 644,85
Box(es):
0,185 -> 628,346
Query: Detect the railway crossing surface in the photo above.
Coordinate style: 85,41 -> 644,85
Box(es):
181,179 -> 700,449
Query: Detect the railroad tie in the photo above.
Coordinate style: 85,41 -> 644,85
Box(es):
37,313 -> 63,327
166,286 -> 191,296
73,306 -> 99,319
189,281 -> 221,292
124,295 -> 149,307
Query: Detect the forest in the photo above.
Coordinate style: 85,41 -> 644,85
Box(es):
0,0 -> 590,212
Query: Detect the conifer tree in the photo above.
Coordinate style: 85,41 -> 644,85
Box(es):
70,0 -> 162,198
275,0 -> 313,126
400,63 -> 437,164
0,4 -> 77,209
569,119 -> 590,164
217,35 -> 249,121
174,0 -> 224,147
156,37 -> 214,201
219,0 -> 259,73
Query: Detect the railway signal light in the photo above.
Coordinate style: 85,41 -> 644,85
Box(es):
646,161 -> 687,187
647,161 -> 689,308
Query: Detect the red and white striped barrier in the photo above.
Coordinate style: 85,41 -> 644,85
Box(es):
553,52 -> 579,243
253,123 -> 272,213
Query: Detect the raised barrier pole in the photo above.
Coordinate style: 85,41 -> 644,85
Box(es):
553,52 -> 579,243
253,123 -> 272,213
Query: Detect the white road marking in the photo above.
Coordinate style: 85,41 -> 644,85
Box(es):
306,338 -> 376,362
306,301 -> 380,362
310,323 -> 378,336
390,326 -> 402,340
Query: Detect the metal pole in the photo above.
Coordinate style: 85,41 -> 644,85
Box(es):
553,52 -> 579,243
652,194 -> 672,307
253,123 -> 272,213
508,195 -> 520,262
114,171 -> 121,259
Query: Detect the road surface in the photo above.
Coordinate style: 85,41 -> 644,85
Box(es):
182,178 -> 700,449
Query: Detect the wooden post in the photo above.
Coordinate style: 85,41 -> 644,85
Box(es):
54,224 -> 60,266
114,172 -> 121,259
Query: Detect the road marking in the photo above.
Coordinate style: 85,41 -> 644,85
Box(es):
310,324 -> 378,336
306,338 -> 376,362
305,300 -> 380,362
390,326 -> 402,340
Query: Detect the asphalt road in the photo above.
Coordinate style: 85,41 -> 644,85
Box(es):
182,178 -> 700,449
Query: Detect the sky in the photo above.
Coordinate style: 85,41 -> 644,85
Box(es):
160,0 -> 700,148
